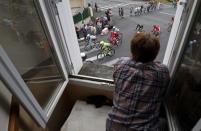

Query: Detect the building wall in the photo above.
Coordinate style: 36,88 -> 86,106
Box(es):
69,0 -> 84,8
0,81 -> 12,131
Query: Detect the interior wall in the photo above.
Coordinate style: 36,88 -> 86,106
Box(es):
18,82 -> 113,131
66,83 -> 113,102
0,81 -> 12,131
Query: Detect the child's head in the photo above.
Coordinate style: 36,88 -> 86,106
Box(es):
130,32 -> 160,63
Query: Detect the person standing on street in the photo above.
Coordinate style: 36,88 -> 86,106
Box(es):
121,8 -> 124,18
95,2 -> 98,12
118,8 -> 121,17
82,24 -> 87,40
106,32 -> 170,131
75,26 -> 80,39
105,9 -> 111,22
130,7 -> 133,16
157,2 -> 161,10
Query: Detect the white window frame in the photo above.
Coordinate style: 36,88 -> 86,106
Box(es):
45,0 -> 83,75
163,0 -> 200,130
163,0 -> 199,76
0,0 -> 70,128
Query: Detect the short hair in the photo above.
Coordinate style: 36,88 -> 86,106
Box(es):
130,32 -> 160,63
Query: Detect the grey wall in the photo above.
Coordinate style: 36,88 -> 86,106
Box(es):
0,0 -> 50,75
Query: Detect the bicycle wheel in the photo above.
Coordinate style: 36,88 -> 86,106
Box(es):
107,47 -> 115,57
97,52 -> 105,60
84,44 -> 92,51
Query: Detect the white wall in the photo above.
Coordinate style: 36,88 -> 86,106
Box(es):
0,81 -> 12,131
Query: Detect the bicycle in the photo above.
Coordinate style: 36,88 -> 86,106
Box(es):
152,25 -> 161,37
97,46 -> 115,60
151,29 -> 160,37
136,24 -> 144,32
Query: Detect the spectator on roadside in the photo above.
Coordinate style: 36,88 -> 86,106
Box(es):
82,24 -> 87,40
96,17 -> 102,34
75,26 -> 80,39
157,2 -> 161,10
90,25 -> 97,35
130,7 -> 133,16
106,32 -> 170,131
105,9 -> 111,22
95,2 -> 98,12
140,5 -> 143,14
118,8 -> 121,17
120,8 -> 124,18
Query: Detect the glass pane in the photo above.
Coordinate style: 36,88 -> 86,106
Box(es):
69,0 -> 177,80
0,0 -> 64,110
167,5 -> 201,130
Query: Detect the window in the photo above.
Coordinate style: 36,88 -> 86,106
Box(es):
0,0 -> 185,128
60,0 -> 178,80
0,0 -> 69,128
166,1 -> 201,130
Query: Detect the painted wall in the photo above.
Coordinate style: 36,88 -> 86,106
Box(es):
0,81 -> 12,131
70,0 -> 84,8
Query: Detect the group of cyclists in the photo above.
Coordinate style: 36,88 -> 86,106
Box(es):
82,25 -> 121,61
85,25 -> 122,51
80,7 -> 123,60
136,24 -> 161,37
79,2 -> 175,62
130,0 -> 160,16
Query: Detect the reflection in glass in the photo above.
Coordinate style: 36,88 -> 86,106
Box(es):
167,6 -> 201,131
0,0 -> 64,109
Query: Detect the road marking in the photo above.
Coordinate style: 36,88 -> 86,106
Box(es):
100,2 -> 143,11
161,3 -> 172,7
159,11 -> 175,16
85,55 -> 98,61
81,47 -> 99,55
102,58 -> 120,66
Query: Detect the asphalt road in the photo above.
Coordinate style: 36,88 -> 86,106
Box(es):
79,0 -> 176,66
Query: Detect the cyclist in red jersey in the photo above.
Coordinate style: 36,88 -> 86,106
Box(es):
153,24 -> 160,32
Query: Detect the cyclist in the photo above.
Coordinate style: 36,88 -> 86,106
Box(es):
108,26 -> 121,45
100,41 -> 111,51
86,34 -> 96,46
136,24 -> 144,32
111,27 -> 120,38
152,24 -> 160,36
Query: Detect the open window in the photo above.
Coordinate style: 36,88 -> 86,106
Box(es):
164,0 -> 201,130
0,0 -> 69,128
52,0 -> 178,82
0,0 -> 189,129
